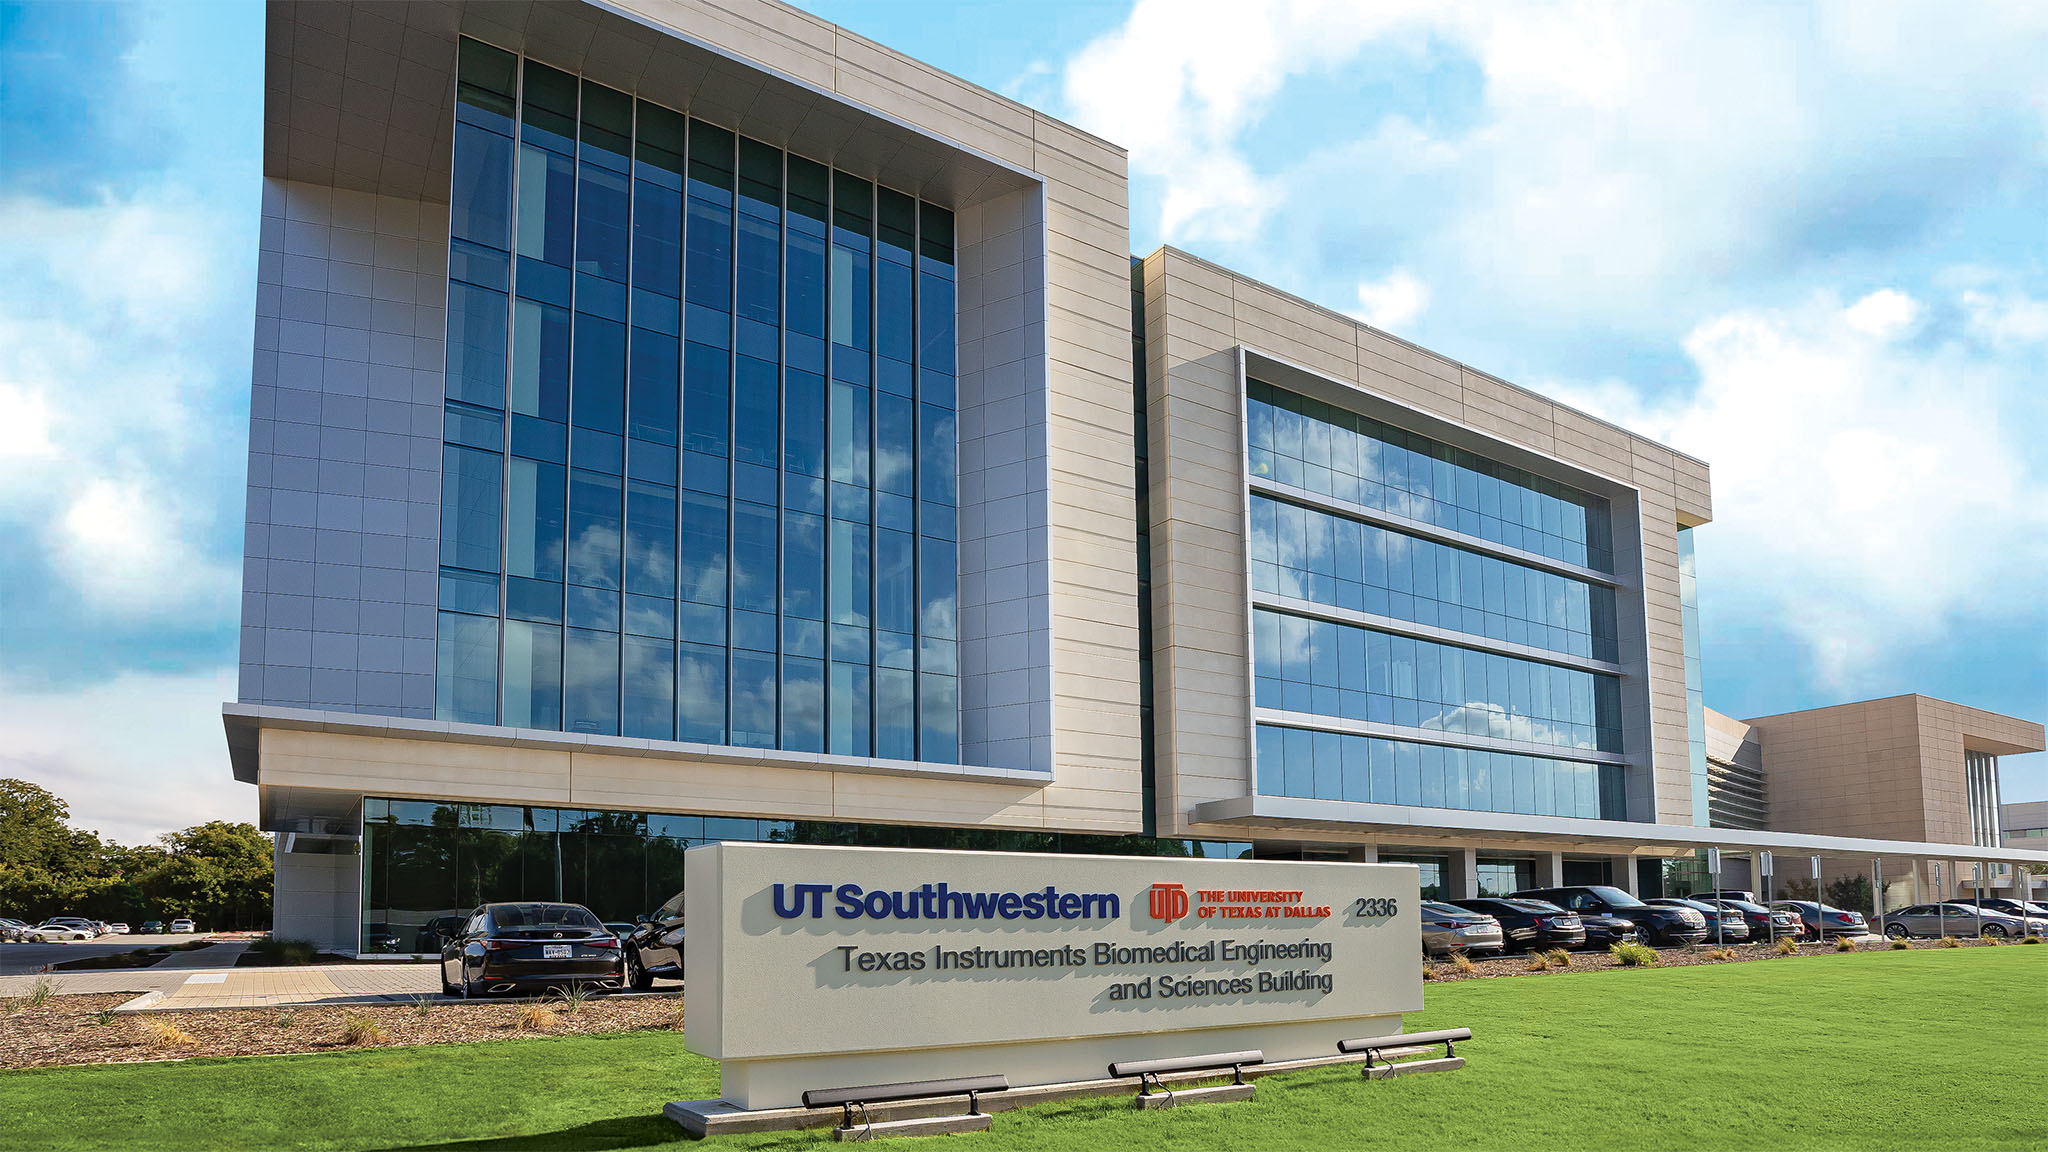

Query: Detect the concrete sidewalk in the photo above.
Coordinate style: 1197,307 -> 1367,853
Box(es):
0,961 -> 445,1010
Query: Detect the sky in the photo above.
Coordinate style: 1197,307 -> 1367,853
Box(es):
0,0 -> 2042,845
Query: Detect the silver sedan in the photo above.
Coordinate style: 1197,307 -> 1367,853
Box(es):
1880,903 -> 2036,939
1420,901 -> 1504,958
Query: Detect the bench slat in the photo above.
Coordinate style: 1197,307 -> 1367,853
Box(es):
1108,1050 -> 1265,1079
802,1074 -> 1009,1110
1337,1027 -> 1471,1054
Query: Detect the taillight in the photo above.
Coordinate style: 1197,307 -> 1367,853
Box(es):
484,938 -> 523,951
1431,920 -> 1462,929
588,935 -> 619,949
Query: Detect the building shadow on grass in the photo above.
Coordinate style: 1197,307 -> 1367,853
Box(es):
368,1115 -> 686,1150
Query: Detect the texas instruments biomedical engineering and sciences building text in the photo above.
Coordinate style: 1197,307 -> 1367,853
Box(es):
227,0 -> 2047,954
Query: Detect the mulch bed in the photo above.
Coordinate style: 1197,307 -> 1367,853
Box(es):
1422,934 -> 2016,982
0,990 -> 685,1070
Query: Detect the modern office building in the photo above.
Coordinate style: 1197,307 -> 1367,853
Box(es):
227,0 -> 2048,953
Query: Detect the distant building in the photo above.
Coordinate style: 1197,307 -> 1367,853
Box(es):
226,0 -> 2048,953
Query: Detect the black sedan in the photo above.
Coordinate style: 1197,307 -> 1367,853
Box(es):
623,889 -> 687,989
440,902 -> 624,997
1511,885 -> 1710,947
1448,898 -> 1587,952
1648,898 -> 1750,943
1576,911 -> 1641,949
1699,897 -> 1802,942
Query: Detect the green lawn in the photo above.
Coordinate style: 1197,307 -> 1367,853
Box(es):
9,947 -> 2044,1151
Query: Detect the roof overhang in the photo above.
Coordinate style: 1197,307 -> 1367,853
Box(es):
1190,794 -> 2048,866
264,0 -> 1040,207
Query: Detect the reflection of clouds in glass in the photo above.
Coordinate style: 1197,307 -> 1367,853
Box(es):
681,554 -> 726,604
919,593 -> 955,640
875,444 -> 912,495
568,522 -> 619,589
677,647 -> 723,737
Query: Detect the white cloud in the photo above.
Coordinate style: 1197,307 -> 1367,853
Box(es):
1348,270 -> 1430,333
0,666 -> 246,845
1843,289 -> 1919,339
1544,284 -> 2048,691
0,189 -> 245,621
1059,1 -> 2048,320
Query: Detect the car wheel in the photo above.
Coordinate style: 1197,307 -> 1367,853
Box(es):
1884,923 -> 1908,939
1983,924 -> 2008,939
626,947 -> 654,991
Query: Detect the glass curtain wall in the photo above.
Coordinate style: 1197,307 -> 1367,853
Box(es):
436,40 -> 958,762
1245,378 -> 1627,821
1246,381 -> 1613,572
361,796 -> 1251,954
1254,723 -> 1625,820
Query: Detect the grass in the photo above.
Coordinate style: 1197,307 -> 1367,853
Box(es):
2,948 -> 2041,1151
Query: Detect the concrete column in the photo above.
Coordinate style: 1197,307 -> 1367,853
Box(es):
1447,847 -> 1481,899
1347,844 -> 1378,863
1609,855 -> 1641,896
1537,851 -> 1565,888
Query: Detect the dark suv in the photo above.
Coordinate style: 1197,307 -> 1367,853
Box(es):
622,889 -> 686,989
1511,885 -> 1710,946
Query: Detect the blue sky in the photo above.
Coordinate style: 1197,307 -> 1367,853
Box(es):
0,0 -> 2042,843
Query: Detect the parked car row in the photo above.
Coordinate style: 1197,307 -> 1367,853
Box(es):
1413,883 -> 1947,958
1,917 -> 192,941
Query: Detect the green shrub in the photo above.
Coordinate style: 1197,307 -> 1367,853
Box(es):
340,1013 -> 387,1046
1449,951 -> 1477,975
1889,938 -> 1910,950
1833,937 -> 1856,952
2022,936 -> 2042,946
1543,948 -> 1572,968
1523,955 -> 1551,972
1938,936 -> 1962,948
1609,941 -> 1659,967
1773,937 -> 1799,956
247,937 -> 319,966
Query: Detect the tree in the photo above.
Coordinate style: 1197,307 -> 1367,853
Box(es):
1824,875 -> 1873,916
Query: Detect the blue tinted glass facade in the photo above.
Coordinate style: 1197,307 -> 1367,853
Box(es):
1249,493 -> 1618,662
1244,376 -> 1629,822
1252,607 -> 1622,754
1679,526 -> 1707,824
1246,380 -> 1613,572
435,40 -> 958,762
1254,726 -> 1626,821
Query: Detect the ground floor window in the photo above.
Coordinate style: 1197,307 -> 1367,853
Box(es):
359,797 -> 1250,954
1378,853 -> 1448,899
1476,857 -> 1535,896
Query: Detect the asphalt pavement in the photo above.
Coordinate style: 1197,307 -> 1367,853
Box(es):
0,933 -> 220,976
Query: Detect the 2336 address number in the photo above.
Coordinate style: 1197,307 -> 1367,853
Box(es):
1352,897 -> 1400,917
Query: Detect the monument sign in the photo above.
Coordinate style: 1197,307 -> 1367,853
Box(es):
684,842 -> 1423,1109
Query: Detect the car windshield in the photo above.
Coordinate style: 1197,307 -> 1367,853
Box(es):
1504,900 -> 1563,913
1422,902 -> 1475,918
490,903 -> 602,931
1584,886 -> 1647,908
1719,899 -> 1768,913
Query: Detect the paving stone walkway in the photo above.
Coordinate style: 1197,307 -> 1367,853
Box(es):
1,960 -> 444,1010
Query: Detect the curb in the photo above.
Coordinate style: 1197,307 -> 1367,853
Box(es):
111,990 -> 165,1014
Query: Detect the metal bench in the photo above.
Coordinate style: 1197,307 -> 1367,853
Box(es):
800,1074 -> 1009,1142
1337,1027 -> 1472,1078
1106,1049 -> 1265,1108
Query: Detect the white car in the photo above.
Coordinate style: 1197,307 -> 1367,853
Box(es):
108,923 -> 131,934
0,917 -> 30,942
30,922 -> 96,942
169,919 -> 197,934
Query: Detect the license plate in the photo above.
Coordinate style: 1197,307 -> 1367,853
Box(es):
1458,926 -> 1489,936
543,943 -> 572,960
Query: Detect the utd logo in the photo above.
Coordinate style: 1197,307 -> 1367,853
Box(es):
1147,882 -> 1190,921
